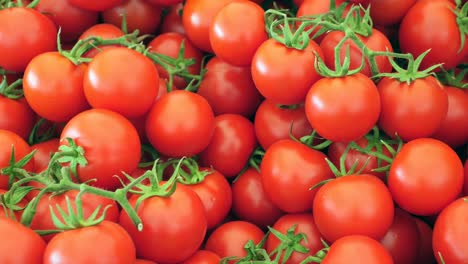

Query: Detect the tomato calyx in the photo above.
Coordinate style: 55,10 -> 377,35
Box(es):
247,146 -> 266,173
437,65 -> 468,89
0,147 -> 36,188
0,185 -> 32,219
0,0 -> 39,9
454,0 -> 468,53
221,236 -> 271,263
268,225 -> 310,263
297,240 -> 330,264
168,157 -> 211,185
296,130 -> 332,150
0,75 -> 23,99
316,44 -> 365,77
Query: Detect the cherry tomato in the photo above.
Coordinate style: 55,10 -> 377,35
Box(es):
68,0 -> 124,11
182,250 -> 221,264
414,218 -> 436,264
0,96 -> 35,141
0,130 -> 34,189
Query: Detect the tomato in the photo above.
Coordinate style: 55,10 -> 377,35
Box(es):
0,216 -> 46,263
432,86 -> 468,148
266,214 -> 323,264
145,90 -> 215,158
232,168 -> 283,228
35,0 -> 98,43
84,47 -> 159,118
60,109 -> 141,190
119,184 -> 207,263
160,3 -> 185,35
399,0 -> 468,70
0,7 -> 57,72
377,76 -> 448,141
31,138 -> 60,173
79,23 -> 125,58
261,139 -> 333,213
182,0 -> 237,52
102,0 -> 163,35
205,221 -> 264,260
322,235 -> 393,264
0,130 -> 34,189
182,250 -> 221,264
305,73 -> 381,142
68,0 -> 124,11
251,38 -> 323,105
0,96 -> 35,141
388,138 -> 464,216
23,52 -> 90,122
414,218 -> 435,264
254,100 -> 312,150
433,197 -> 468,263
197,56 -> 262,118
148,32 -> 203,89
369,0 -> 417,26
209,1 -> 267,66
146,0 -> 183,6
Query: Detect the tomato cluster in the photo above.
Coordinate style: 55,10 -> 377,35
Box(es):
0,0 -> 466,263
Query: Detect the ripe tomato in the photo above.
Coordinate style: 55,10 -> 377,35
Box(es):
305,73 -> 381,142
369,0 -> 417,26
102,0 -> 163,35
322,235 -> 393,264
68,0 -> 124,11
197,56 -> 262,118
79,23 -> 125,58
232,168 -> 284,228
209,1 -> 267,66
0,96 -> 35,141
160,3 -> 185,35
0,217 -> 46,263
254,100 -> 313,150
60,109 -> 141,190
251,38 -> 323,105
23,52 -> 90,122
119,184 -> 207,263
145,90 -> 215,158
31,138 -> 60,173
266,214 -> 324,264
414,218 -> 435,264
43,221 -> 136,264
205,221 -> 264,260
388,138 -> 464,216
0,7 -> 57,72
182,250 -> 221,264
399,0 -> 468,70
377,76 -> 448,141
261,139 -> 333,213
0,130 -> 34,189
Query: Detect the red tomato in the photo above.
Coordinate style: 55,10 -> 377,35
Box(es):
209,1 -> 267,66
35,0 -> 98,43
197,56 -> 262,118
399,0 -> 468,70
68,0 -> 124,11
254,100 -> 312,150
79,23 -> 125,58
266,214 -> 324,264
322,235 -> 393,264
60,109 -> 141,190
0,96 -> 35,141
305,73 -> 381,142
369,0 -> 417,26
43,221 -> 136,264
182,250 -> 221,264
31,138 -> 60,173
205,221 -> 264,260
388,138 -> 464,216
231,168 -> 284,228
23,52 -> 90,122
414,218 -> 435,264
160,3 -> 185,35
432,86 -> 468,148
0,7 -> 57,72
146,0 -> 183,6
261,139 -> 333,213
377,76 -> 448,141
0,130 -> 34,189
0,217 -> 46,263
251,38 -> 323,105
119,184 -> 207,263
84,47 -> 159,118
145,90 -> 215,158
102,0 -> 163,35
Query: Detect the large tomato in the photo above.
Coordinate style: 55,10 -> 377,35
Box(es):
388,138 -> 464,216
0,96 -> 35,141
67,0 -> 124,11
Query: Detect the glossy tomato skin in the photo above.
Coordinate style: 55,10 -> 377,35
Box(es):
43,221 -> 136,264
313,174 -> 394,243
102,0 -> 163,35
205,221 -> 265,260
31,138 -> 60,173
261,139 -> 333,213
79,23 -> 125,58
60,109 -> 141,190
414,218 -> 435,264
119,184 -> 207,263
197,56 -> 262,118
399,0 -> 468,70
0,217 -> 46,263
254,100 -> 312,150
23,52 -> 90,122
84,47 -> 159,118
266,214 -> 324,264
68,0 -> 124,11
388,138 -> 464,216
377,76 -> 448,141
0,8 -> 57,72
433,197 -> 468,264
232,168 -> 283,228
369,0 -> 417,26
160,3 -> 185,35
0,130 -> 34,189
322,235 -> 394,264
200,114 -> 257,178
252,38 -> 323,105
0,96 -> 35,140
182,250 -> 221,264
305,73 -> 381,142
145,90 -> 215,158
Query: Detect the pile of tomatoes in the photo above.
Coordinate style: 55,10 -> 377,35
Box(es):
0,0 -> 467,263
